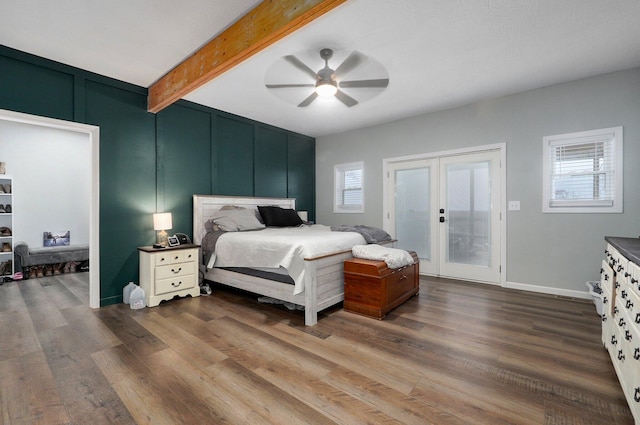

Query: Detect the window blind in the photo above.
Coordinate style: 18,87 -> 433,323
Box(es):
549,138 -> 614,207
334,162 -> 364,212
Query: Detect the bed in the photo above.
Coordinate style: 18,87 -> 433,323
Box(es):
193,195 -> 394,326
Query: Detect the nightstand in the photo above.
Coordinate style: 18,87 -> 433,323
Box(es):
138,244 -> 200,307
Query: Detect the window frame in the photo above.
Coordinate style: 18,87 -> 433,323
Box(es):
334,161 -> 364,213
542,126 -> 623,213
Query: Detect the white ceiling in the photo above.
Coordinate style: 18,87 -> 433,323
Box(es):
2,0 -> 640,138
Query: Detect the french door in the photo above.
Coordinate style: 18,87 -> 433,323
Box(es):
386,149 -> 502,284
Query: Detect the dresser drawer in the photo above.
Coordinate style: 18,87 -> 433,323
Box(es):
629,262 -> 640,294
155,274 -> 197,296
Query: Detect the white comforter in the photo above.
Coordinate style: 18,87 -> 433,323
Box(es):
212,225 -> 366,294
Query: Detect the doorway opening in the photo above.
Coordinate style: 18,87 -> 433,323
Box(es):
0,109 -> 100,307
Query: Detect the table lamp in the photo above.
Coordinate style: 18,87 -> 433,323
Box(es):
153,212 -> 172,247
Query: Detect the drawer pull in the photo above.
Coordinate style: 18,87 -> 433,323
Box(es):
619,318 -> 626,327
635,348 -> 640,360
604,274 -> 609,281
626,272 -> 631,278
613,305 -> 617,314
636,313 -> 640,324
621,290 -> 628,299
171,267 -> 182,274
604,297 -> 609,305
171,281 -> 182,288
618,265 -> 624,273
602,315 -> 607,322
399,274 -> 408,281
626,330 -> 633,341
627,300 -> 634,310
618,350 -> 625,361
615,281 -> 620,288
635,388 -> 640,403
612,335 -> 618,345
632,278 -> 639,284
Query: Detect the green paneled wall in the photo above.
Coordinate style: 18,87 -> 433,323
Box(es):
0,45 -> 316,306
215,115 -> 255,196
287,134 -> 316,219
157,104 -> 212,236
0,52 -> 75,122
84,80 -> 157,304
255,126 -> 288,198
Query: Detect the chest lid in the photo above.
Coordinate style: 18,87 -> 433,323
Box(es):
344,251 -> 417,277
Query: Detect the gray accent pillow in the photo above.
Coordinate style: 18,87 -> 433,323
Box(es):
211,208 -> 266,232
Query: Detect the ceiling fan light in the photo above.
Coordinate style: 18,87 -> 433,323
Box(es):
315,80 -> 337,97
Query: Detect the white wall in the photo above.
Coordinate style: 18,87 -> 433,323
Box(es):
0,120 -> 90,247
316,67 -> 640,296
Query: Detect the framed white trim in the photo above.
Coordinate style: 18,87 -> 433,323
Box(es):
542,126 -> 623,213
334,161 -> 364,213
0,109 -> 100,308
382,142 -> 507,286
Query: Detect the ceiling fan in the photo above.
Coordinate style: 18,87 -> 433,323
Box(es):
265,48 -> 389,107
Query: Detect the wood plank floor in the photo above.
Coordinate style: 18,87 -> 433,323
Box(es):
0,272 -> 633,424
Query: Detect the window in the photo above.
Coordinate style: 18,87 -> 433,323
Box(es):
542,126 -> 623,213
334,162 -> 364,213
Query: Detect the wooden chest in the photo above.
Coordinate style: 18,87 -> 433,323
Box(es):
343,251 -> 419,319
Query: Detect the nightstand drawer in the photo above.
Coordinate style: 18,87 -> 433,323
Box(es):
155,250 -> 186,266
155,274 -> 196,296
155,262 -> 196,280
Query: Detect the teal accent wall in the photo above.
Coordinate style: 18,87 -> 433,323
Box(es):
216,115 -> 254,196
255,126 -> 288,198
0,45 -> 316,306
287,133 -> 315,215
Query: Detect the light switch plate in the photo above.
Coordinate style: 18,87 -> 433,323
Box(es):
508,201 -> 521,211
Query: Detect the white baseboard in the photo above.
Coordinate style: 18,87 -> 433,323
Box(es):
420,272 -> 593,300
504,280 -> 591,300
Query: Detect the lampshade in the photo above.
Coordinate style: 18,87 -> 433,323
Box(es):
315,80 -> 337,97
153,212 -> 172,231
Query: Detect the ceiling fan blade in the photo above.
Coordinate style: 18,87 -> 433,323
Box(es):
333,51 -> 367,80
284,55 -> 318,80
298,92 -> 318,107
335,89 -> 358,107
266,83 -> 315,89
339,78 -> 389,89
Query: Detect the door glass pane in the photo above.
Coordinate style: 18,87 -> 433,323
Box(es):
395,168 -> 430,260
446,161 -> 490,267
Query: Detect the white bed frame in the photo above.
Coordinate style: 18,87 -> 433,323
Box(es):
193,195 -> 388,326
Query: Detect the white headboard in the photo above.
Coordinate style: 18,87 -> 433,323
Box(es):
192,195 -> 296,245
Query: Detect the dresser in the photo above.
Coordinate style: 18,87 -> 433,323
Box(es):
601,236 -> 640,422
138,244 -> 200,307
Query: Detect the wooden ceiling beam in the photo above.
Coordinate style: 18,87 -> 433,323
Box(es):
147,0 -> 348,113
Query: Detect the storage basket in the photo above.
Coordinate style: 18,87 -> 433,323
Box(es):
586,281 -> 603,316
